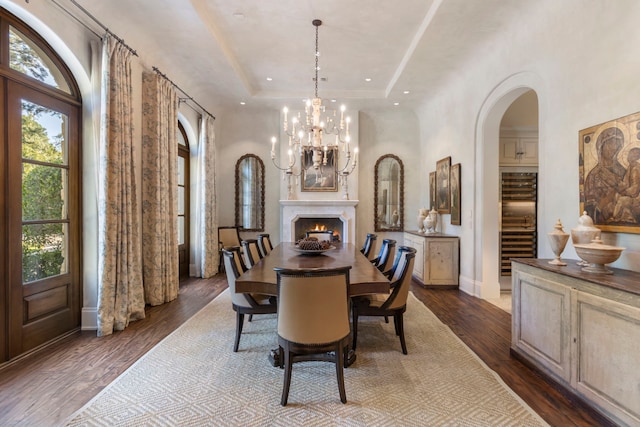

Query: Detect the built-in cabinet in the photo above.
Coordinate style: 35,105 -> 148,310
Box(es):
511,259 -> 640,426
403,231 -> 459,287
499,136 -> 538,166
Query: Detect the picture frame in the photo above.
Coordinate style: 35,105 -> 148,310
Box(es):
450,163 -> 461,225
435,156 -> 451,214
429,171 -> 436,211
301,147 -> 338,192
579,111 -> 640,233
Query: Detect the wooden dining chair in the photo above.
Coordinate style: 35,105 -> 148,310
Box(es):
257,233 -> 273,257
305,230 -> 334,242
241,239 -> 263,268
275,266 -> 352,406
218,226 -> 242,272
222,248 -> 276,352
360,233 -> 377,260
372,239 -> 396,272
352,246 -> 416,354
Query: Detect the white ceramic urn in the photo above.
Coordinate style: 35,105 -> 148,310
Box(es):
571,211 -> 601,266
548,218 -> 570,266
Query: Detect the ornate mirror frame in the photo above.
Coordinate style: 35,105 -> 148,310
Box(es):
374,154 -> 404,232
235,154 -> 265,231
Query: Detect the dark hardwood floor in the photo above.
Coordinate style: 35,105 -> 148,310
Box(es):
0,275 -> 614,426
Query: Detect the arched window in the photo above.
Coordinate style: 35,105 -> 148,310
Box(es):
177,122 -> 190,279
0,8 -> 82,362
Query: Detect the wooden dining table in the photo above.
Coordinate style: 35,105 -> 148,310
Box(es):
235,242 -> 390,296
235,242 -> 390,367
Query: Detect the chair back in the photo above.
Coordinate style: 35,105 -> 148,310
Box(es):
218,226 -> 241,248
242,239 -> 263,268
225,245 -> 247,273
275,267 -> 351,345
386,245 -> 413,278
258,233 -> 273,257
384,247 -> 416,310
222,248 -> 257,308
305,230 -> 334,242
360,233 -> 377,259
376,239 -> 397,272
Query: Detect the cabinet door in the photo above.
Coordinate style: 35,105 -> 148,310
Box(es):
403,234 -> 424,282
424,238 -> 458,285
499,138 -> 520,165
520,137 -> 538,165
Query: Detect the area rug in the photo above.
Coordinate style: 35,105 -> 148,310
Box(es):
65,290 -> 547,426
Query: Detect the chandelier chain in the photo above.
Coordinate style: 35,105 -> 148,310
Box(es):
314,22 -> 319,98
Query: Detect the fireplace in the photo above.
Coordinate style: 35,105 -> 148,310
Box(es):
294,217 -> 344,242
281,200 -> 358,243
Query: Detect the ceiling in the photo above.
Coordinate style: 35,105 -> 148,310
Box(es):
70,0 -> 535,114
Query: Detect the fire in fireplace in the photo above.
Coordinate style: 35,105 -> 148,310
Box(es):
294,217 -> 344,243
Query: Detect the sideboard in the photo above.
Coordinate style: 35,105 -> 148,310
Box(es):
403,231 -> 459,287
511,258 -> 640,426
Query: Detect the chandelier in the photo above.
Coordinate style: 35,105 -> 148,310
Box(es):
271,19 -> 358,200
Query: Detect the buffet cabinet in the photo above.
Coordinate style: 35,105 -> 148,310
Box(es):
403,231 -> 459,287
511,259 -> 640,426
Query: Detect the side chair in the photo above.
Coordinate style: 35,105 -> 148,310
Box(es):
352,246 -> 416,354
275,266 -> 352,406
218,226 -> 242,272
372,239 -> 396,273
360,233 -> 377,260
241,239 -> 263,268
222,248 -> 276,352
257,233 -> 273,257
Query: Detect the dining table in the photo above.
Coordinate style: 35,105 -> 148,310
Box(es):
235,241 -> 390,367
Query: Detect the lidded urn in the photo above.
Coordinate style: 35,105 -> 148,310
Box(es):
548,219 -> 569,266
571,211 -> 601,266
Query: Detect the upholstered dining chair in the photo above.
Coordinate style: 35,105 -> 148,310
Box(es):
305,230 -> 334,242
275,266 -> 352,406
257,233 -> 273,257
352,246 -> 416,354
241,239 -> 263,268
218,226 -> 242,272
360,233 -> 377,260
222,248 -> 277,352
372,239 -> 396,273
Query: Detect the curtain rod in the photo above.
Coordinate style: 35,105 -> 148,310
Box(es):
153,67 -> 216,120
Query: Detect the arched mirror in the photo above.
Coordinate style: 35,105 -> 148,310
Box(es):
374,154 -> 404,232
235,154 -> 265,231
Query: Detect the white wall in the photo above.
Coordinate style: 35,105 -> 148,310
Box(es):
414,0 -> 640,298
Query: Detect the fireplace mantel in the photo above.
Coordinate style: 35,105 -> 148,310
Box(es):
280,199 -> 359,244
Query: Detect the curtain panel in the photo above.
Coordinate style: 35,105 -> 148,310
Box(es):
141,71 -> 179,305
194,115 -> 219,278
96,34 -> 145,336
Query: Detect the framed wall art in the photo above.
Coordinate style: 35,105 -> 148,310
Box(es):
429,171 -> 436,211
436,156 -> 451,214
301,147 -> 338,192
579,110 -> 640,233
450,163 -> 461,225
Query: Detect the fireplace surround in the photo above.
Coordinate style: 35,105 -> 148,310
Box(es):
281,200 -> 358,244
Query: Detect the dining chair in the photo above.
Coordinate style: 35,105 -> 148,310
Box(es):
372,239 -> 396,273
360,233 -> 377,260
222,248 -> 277,352
305,230 -> 334,242
257,233 -> 273,257
275,266 -> 352,406
218,226 -> 242,272
352,246 -> 416,354
241,239 -> 263,268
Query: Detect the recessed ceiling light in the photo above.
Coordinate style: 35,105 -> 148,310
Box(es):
331,99 -> 337,103
403,90 -> 410,94
365,78 -> 372,82
233,12 -> 245,19
266,77 -> 273,81
394,102 -> 400,106
240,101 -> 246,105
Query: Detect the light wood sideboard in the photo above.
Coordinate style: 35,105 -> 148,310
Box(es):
403,231 -> 459,287
511,259 -> 640,426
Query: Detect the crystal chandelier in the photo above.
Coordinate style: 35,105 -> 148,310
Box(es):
271,19 -> 358,200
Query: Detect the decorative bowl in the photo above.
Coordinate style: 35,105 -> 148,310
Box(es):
292,245 -> 336,256
573,238 -> 624,274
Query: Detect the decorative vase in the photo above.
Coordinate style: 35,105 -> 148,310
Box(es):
424,208 -> 438,233
391,210 -> 399,227
417,208 -> 428,233
548,219 -> 570,266
570,211 -> 601,266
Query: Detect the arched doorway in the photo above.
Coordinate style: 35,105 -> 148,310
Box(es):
474,72 -> 543,299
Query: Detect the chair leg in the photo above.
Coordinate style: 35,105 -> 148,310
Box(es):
281,349 -> 293,406
395,313 -> 407,355
351,307 -> 359,352
248,314 -> 253,322
233,312 -> 245,352
384,316 -> 389,323
335,343 -> 347,404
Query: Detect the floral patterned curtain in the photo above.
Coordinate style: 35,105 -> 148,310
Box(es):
194,115 -> 219,278
141,71 -> 179,305
97,34 -> 145,336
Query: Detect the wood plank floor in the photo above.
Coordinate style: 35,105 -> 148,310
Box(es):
0,275 -> 615,426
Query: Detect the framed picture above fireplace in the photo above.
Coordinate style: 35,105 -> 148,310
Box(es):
301,147 -> 338,192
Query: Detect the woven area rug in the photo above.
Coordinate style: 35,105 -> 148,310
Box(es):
66,290 -> 548,426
